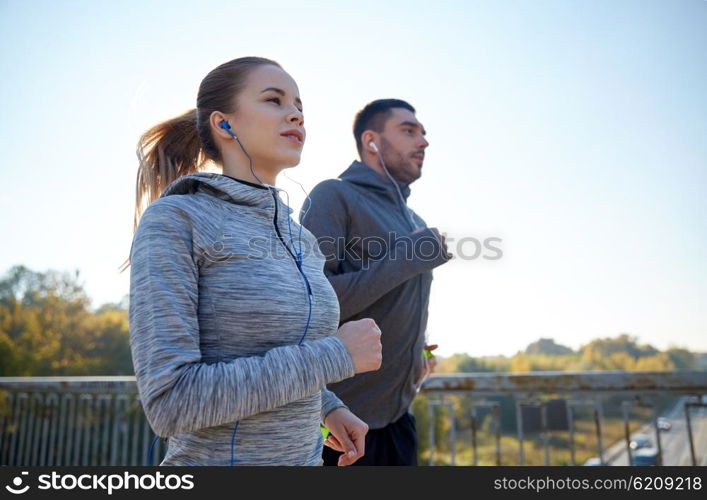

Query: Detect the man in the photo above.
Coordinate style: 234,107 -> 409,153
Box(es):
301,99 -> 451,465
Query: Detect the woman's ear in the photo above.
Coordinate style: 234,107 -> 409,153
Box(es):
210,111 -> 233,139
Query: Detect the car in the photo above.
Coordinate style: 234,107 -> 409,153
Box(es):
657,417 -> 672,431
632,447 -> 659,466
629,434 -> 653,450
583,457 -> 603,466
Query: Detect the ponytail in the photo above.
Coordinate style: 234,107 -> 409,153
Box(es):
133,108 -> 205,232
119,109 -> 205,272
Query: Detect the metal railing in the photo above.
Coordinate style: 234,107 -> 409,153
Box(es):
420,371 -> 707,466
1,371 -> 706,466
0,377 -> 163,466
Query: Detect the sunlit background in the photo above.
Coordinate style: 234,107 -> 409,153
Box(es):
1,0 -> 705,357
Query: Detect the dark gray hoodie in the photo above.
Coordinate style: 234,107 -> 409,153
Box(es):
129,172 -> 354,465
301,161 -> 450,429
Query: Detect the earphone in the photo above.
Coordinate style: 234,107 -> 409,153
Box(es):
219,118 -> 310,272
368,139 -> 420,230
219,120 -> 268,187
220,120 -> 236,137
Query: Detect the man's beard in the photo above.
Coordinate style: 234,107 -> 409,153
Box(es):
379,137 -> 419,184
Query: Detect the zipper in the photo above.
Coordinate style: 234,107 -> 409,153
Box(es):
394,190 -> 418,232
269,187 -> 312,296
381,169 -> 418,231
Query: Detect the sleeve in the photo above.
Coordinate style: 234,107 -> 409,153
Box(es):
301,180 -> 451,322
320,388 -> 348,423
129,201 -> 355,437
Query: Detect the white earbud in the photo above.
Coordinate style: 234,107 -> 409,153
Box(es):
369,141 -> 379,153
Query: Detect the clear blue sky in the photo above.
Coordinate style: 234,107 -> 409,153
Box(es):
1,0 -> 705,357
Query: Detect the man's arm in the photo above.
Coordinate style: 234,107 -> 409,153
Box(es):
301,180 -> 450,321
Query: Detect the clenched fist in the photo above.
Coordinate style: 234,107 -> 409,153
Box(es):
335,318 -> 383,374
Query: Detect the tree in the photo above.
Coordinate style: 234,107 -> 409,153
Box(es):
525,338 -> 575,355
665,348 -> 695,370
0,265 -> 132,376
580,333 -> 659,360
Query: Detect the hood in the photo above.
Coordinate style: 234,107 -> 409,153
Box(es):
161,172 -> 294,217
339,161 -> 411,201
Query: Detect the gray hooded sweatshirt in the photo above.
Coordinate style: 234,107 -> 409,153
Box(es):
129,172 -> 354,466
300,161 -> 451,429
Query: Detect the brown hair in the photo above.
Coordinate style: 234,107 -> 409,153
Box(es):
353,98 -> 415,155
120,56 -> 282,272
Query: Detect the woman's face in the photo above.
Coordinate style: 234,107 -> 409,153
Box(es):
223,64 -> 305,171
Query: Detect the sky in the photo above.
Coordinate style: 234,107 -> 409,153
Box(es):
1,0 -> 705,357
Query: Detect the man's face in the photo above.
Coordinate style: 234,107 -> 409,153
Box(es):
377,108 -> 429,184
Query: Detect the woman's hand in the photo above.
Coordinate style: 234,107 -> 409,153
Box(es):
335,318 -> 383,374
322,407 -> 369,466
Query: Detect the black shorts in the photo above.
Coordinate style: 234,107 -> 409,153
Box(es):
322,411 -> 418,466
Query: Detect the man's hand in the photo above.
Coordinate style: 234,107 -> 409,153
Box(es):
322,407 -> 369,466
413,227 -> 451,259
418,344 -> 439,385
430,228 -> 452,259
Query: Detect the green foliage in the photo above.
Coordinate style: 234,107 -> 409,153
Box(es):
0,265 -> 133,376
525,338 -> 574,356
436,334 -> 700,375
437,353 -> 510,373
665,347 -> 696,370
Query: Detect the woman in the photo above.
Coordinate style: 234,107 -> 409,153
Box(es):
126,56 -> 382,466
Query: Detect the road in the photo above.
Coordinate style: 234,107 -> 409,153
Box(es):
605,397 -> 706,466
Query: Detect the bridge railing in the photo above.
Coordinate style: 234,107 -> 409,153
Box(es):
0,377 -> 161,466
419,370 -> 707,466
1,371 -> 706,466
